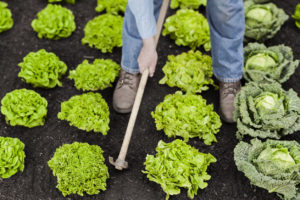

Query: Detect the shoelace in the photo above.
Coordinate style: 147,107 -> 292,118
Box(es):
117,72 -> 134,89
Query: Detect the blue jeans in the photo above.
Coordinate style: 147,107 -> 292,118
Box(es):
122,0 -> 245,83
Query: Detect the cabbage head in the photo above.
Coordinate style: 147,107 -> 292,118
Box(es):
244,1 -> 288,41
244,43 -> 299,83
69,59 -> 120,91
234,138 -> 300,200
82,14 -> 123,53
48,142 -> 109,196
1,89 -> 48,128
0,137 -> 25,179
31,4 -> 76,40
170,0 -> 206,9
233,82 -> 300,139
18,49 -> 68,88
292,4 -> 300,29
0,1 -> 13,33
58,92 -> 110,134
95,0 -> 127,15
151,91 -> 221,145
143,139 -> 216,200
159,50 -> 217,94
162,9 -> 210,51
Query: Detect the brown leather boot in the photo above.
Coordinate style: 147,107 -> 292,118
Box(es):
219,81 -> 241,123
113,69 -> 141,113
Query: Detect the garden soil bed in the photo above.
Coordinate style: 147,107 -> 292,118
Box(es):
0,0 -> 299,200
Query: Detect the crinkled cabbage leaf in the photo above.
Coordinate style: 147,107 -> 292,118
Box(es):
58,92 -> 110,135
0,1 -> 13,33
31,4 -> 76,39
1,89 -> 48,128
48,142 -> 109,196
244,43 -> 299,83
244,1 -> 288,41
18,49 -> 68,88
159,50 -> 217,93
234,82 -> 300,139
143,139 -> 216,200
162,9 -> 211,51
234,138 -> 300,200
0,137 -> 25,179
82,14 -> 123,53
69,59 -> 120,91
152,91 -> 221,145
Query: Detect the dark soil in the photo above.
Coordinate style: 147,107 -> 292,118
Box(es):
0,0 -> 299,200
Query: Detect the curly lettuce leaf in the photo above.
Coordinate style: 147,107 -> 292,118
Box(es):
18,49 -> 68,88
31,4 -> 76,40
159,50 -> 217,93
292,4 -> 300,29
244,1 -> 288,41
233,82 -> 300,139
170,0 -> 206,9
162,9 -> 210,51
152,91 -> 221,145
0,137 -> 25,179
48,142 -> 109,196
143,139 -> 216,200
234,138 -> 300,200
95,0 -> 127,15
244,43 -> 299,83
82,14 -> 123,53
0,1 -> 13,33
69,59 -> 120,91
1,89 -> 48,128
58,92 -> 110,135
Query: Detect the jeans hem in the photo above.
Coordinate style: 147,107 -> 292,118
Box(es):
122,64 -> 140,74
214,74 -> 242,83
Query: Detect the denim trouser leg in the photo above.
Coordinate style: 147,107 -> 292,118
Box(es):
207,0 -> 245,83
121,0 -> 163,74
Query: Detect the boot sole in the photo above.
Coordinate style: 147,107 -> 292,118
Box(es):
112,102 -> 132,114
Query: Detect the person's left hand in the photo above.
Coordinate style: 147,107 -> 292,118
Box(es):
138,37 -> 158,77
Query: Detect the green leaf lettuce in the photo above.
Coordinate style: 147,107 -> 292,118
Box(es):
95,0 -> 127,15
162,9 -> 211,51
170,0 -> 206,9
58,92 -> 110,135
31,4 -> 76,40
82,14 -> 123,53
18,49 -> 68,88
69,59 -> 120,91
1,89 -> 48,128
0,137 -> 25,179
0,1 -> 13,33
143,139 -> 216,200
159,50 -> 217,94
48,142 -> 109,196
152,91 -> 221,145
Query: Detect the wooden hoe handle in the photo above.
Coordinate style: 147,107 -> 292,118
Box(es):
109,0 -> 170,170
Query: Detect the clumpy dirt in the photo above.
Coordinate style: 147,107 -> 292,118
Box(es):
0,0 -> 299,200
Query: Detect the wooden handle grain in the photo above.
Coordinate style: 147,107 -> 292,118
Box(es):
116,0 -> 170,162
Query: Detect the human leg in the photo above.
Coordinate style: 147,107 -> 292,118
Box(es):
206,0 -> 245,122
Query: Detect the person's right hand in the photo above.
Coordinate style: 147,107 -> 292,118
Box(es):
137,37 -> 158,77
